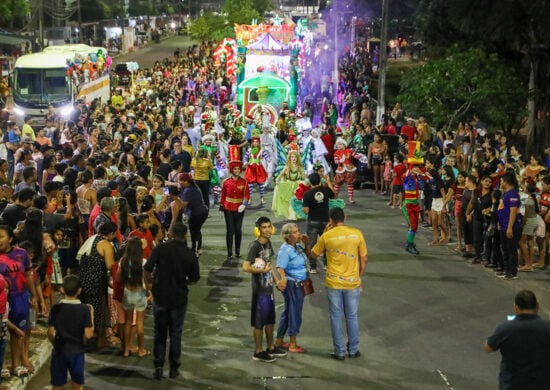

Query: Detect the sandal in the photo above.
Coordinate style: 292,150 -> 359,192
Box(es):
138,349 -> 151,358
12,366 -> 28,377
428,241 -> 438,246
288,346 -> 306,353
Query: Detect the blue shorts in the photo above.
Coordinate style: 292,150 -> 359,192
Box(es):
122,288 -> 148,311
8,293 -> 30,331
251,294 -> 275,329
50,350 -> 85,386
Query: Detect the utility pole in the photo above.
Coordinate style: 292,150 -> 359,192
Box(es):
376,0 -> 389,125
38,0 -> 44,50
77,0 -> 82,43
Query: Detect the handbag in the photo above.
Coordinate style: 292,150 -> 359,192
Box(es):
301,278 -> 314,296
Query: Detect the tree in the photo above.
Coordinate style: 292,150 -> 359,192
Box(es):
0,0 -> 30,29
222,0 -> 260,26
189,12 -> 226,41
398,45 -> 526,132
414,0 -> 550,157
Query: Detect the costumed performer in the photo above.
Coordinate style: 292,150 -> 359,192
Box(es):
260,125 -> 277,189
310,128 -> 330,174
220,150 -> 249,259
243,130 -> 270,205
272,150 -> 306,220
402,141 -> 431,255
200,134 -> 226,205
333,137 -> 364,204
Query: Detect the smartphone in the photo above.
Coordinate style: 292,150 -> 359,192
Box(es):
507,314 -> 516,321
63,185 -> 70,194
163,187 -> 169,195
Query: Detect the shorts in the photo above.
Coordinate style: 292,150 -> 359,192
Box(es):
8,293 -> 30,331
50,350 -> 85,386
122,288 -> 148,312
122,288 -> 147,311
251,294 -> 275,329
431,198 -> 444,213
392,185 -> 403,194
113,299 -> 137,325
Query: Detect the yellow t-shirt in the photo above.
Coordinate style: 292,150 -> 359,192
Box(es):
21,123 -> 36,141
191,157 -> 214,181
312,225 -> 367,290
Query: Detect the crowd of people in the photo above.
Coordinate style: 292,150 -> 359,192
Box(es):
0,33 -> 547,387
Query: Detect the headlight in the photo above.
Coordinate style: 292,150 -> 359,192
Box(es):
13,107 -> 25,116
60,105 -> 73,117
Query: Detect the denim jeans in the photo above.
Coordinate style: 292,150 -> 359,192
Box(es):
276,281 -> 304,338
153,303 -> 187,370
327,287 -> 361,356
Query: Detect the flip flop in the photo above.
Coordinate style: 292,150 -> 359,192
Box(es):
138,349 -> 151,358
288,346 -> 306,353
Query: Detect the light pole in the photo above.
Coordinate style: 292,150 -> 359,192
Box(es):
376,0 -> 389,125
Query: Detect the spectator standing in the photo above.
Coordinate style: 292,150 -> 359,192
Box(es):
242,216 -> 287,362
311,207 -> 367,361
496,172 -> 522,280
302,173 -> 334,273
47,275 -> 94,390
144,222 -> 200,380
484,289 -> 550,389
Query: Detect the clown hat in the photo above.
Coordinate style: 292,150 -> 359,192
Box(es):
407,141 -> 424,165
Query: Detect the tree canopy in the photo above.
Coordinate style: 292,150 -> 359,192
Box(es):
398,45 -> 526,132
413,0 -> 550,155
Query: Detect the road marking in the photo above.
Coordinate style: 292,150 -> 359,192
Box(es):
436,369 -> 454,389
254,376 -> 313,390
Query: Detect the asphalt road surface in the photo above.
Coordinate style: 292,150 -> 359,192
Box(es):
27,189 -> 550,390
26,37 -> 550,389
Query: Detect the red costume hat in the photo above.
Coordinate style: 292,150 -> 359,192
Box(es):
228,145 -> 242,171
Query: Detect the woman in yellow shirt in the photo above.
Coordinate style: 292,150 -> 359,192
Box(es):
191,148 -> 214,208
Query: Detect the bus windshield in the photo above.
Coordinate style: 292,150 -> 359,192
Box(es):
13,67 -> 71,104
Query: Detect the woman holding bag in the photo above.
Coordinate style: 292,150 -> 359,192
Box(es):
274,223 -> 309,353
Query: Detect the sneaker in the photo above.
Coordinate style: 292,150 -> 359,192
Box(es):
330,353 -> 345,361
503,274 -> 518,280
406,243 -> 419,255
253,351 -> 276,362
309,268 -> 318,274
169,368 -> 180,379
495,271 -> 507,277
153,367 -> 163,380
348,351 -> 361,358
267,347 -> 288,357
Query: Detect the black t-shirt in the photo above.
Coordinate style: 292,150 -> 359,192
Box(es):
487,314 -> 550,389
0,204 -> 27,230
156,162 -> 172,180
171,151 -> 192,172
144,239 -> 200,309
246,240 -> 274,295
48,301 -> 92,354
302,186 -> 334,223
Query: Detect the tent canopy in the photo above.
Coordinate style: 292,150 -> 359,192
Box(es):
247,33 -> 288,52
0,29 -> 30,45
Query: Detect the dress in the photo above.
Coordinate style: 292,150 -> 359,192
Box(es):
79,235 -> 109,336
272,169 -> 303,220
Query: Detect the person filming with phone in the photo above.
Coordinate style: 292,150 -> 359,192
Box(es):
484,289 -> 550,389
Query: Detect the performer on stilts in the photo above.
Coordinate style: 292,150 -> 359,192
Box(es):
402,141 -> 431,255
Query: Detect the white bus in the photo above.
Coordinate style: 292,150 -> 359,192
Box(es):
12,44 -> 111,125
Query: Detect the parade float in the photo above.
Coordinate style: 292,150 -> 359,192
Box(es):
231,16 -> 315,123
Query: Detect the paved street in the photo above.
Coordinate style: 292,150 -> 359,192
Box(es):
23,36 -> 550,389
26,187 -> 550,389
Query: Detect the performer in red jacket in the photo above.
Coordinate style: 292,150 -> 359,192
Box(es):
221,147 -> 250,259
